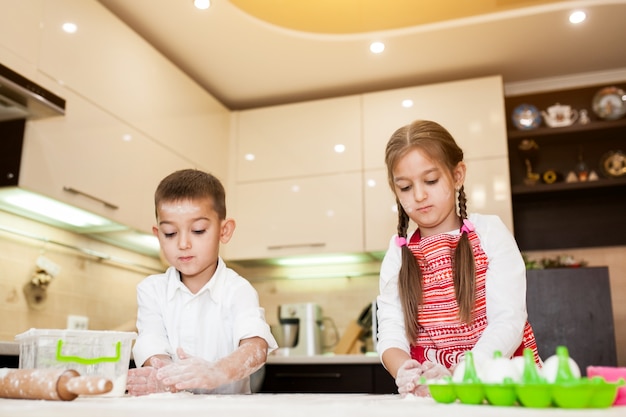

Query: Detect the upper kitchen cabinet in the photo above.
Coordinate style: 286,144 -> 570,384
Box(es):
36,0 -> 230,179
0,1 -> 43,71
16,89 -> 190,234
235,95 -> 362,182
362,169 -> 397,253
362,76 -> 508,170
225,172 -> 363,260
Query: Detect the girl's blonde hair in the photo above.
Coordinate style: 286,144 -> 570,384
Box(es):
384,120 -> 475,342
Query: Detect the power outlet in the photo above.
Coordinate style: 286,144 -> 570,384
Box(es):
67,315 -> 89,330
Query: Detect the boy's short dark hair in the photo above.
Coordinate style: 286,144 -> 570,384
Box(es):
155,169 -> 226,219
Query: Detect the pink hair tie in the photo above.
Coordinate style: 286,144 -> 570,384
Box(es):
460,219 -> 475,235
395,236 -> 407,247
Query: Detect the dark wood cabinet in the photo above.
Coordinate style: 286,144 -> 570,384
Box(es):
260,363 -> 397,394
526,266 -> 617,375
505,83 -> 626,251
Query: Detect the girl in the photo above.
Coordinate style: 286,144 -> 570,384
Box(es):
376,120 -> 540,396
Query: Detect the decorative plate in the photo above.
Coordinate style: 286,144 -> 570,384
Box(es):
592,86 -> 626,121
600,150 -> 626,178
512,104 -> 542,130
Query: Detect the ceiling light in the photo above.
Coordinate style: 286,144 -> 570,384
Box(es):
275,254 -> 365,267
402,99 -> 414,108
569,10 -> 586,24
369,42 -> 385,54
62,23 -> 77,33
194,0 -> 210,10
334,144 -> 346,153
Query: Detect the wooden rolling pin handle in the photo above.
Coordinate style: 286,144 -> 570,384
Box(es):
56,370 -> 81,401
0,369 -> 112,401
64,375 -> 113,396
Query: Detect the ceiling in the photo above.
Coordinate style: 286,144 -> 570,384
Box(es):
97,0 -> 626,110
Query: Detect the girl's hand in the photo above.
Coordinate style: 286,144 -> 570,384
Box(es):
420,360 -> 452,381
395,359 -> 423,396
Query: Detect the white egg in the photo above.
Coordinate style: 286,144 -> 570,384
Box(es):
541,354 -> 581,383
483,357 -> 521,383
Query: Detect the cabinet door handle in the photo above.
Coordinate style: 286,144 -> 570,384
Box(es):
63,187 -> 119,210
275,372 -> 342,379
267,243 -> 326,250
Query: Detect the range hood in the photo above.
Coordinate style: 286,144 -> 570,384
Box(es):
0,62 -> 65,121
0,63 -> 159,258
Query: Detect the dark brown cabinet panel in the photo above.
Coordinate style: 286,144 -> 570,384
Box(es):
526,267 -> 617,374
260,363 -> 397,394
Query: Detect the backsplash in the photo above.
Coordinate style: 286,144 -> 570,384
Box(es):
0,211 -> 160,341
1,209 -> 624,367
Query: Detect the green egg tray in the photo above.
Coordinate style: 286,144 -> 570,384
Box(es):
428,377 -> 624,408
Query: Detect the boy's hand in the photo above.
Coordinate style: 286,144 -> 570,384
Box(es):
126,358 -> 177,396
156,347 -> 227,391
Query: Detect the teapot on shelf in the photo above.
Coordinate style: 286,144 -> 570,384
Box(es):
541,103 -> 579,128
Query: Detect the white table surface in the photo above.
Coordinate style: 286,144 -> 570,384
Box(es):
0,393 -> 623,417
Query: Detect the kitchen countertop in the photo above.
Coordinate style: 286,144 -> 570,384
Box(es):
0,342 -> 17,356
0,393 -> 623,417
1,341 -> 381,365
266,353 -> 381,364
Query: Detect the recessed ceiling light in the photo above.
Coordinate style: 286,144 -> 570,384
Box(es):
569,10 -> 586,24
370,41 -> 385,54
402,99 -> 414,108
194,0 -> 210,10
62,22 -> 77,33
334,144 -> 346,153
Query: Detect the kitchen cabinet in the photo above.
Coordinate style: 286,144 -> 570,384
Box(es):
228,75 -> 514,259
225,172 -> 363,260
362,75 -> 509,170
362,169 -> 397,253
0,1 -> 42,72
36,0 -> 230,179
260,363 -> 396,394
234,95 -> 362,182
228,94 -> 363,260
505,83 -> 626,250
13,89 -> 190,234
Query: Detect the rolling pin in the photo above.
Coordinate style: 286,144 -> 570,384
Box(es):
0,368 -> 113,401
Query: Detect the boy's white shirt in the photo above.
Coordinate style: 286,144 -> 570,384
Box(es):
133,257 -> 278,394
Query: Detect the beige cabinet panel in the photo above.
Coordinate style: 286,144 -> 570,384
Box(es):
363,156 -> 513,254
363,169 -> 398,253
463,157 -> 514,232
37,0 -> 229,179
363,75 -> 508,170
225,173 -> 363,260
0,0 -> 41,68
235,95 -> 362,182
20,90 -> 191,234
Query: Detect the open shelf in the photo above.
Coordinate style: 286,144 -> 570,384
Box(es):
506,82 -> 626,251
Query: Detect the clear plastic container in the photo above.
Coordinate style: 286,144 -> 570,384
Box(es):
15,328 -> 136,396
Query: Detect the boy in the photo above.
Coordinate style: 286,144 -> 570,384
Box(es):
127,169 -> 277,395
